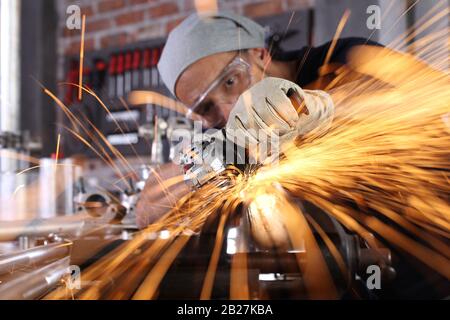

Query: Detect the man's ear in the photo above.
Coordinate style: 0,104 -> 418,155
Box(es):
247,48 -> 272,69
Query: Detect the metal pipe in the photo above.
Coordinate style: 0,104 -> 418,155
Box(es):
0,209 -> 130,241
0,240 -> 72,275
0,215 -> 87,242
0,256 -> 70,300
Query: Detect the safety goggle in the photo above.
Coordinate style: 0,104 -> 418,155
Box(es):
187,54 -> 252,119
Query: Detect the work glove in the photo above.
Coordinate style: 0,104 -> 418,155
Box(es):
226,77 -> 335,162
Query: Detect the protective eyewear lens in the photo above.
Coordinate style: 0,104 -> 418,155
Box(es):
189,57 -> 252,118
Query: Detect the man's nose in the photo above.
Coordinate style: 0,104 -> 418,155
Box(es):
203,103 -> 233,129
217,102 -> 235,122
205,92 -> 240,128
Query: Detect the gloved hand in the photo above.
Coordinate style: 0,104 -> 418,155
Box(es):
226,77 -> 335,162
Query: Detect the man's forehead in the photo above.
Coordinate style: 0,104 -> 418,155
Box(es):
175,51 -> 237,105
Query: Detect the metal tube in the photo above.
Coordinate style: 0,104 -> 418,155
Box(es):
0,256 -> 70,300
0,210 -> 129,241
0,240 -> 72,275
0,216 -> 87,242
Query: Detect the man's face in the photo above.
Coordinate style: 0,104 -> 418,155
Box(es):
175,50 -> 266,128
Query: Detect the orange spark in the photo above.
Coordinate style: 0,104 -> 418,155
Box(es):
78,14 -> 86,101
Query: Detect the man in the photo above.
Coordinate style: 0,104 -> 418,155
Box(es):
136,12 -> 379,228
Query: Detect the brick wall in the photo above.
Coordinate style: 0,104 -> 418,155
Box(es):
55,0 -> 314,84
57,0 -> 315,57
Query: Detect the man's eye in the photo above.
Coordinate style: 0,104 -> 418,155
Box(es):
225,77 -> 236,87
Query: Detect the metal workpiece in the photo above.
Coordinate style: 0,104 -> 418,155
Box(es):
72,162 -> 155,228
0,209 -> 131,243
0,239 -> 72,276
0,217 -> 86,243
0,237 -> 73,300
0,220 -> 136,300
218,198 -> 396,298
0,256 -> 71,300
147,206 -> 395,300
74,177 -> 127,223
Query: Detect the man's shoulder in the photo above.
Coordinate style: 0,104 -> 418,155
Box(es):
312,37 -> 382,58
325,36 -> 381,47
293,37 -> 382,86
